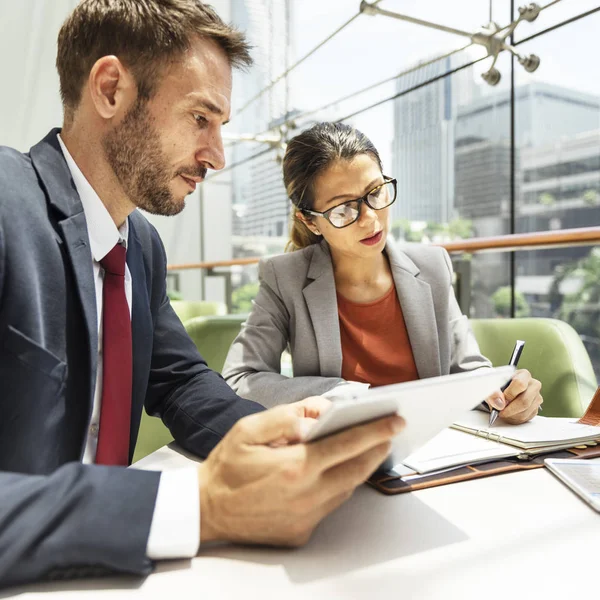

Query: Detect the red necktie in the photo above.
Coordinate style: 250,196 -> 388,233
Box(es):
95,243 -> 132,466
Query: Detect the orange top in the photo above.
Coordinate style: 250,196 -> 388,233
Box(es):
337,286 -> 419,387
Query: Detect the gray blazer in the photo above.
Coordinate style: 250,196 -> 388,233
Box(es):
222,240 -> 491,407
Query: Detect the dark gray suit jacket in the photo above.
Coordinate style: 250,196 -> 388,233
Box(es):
0,130 -> 263,589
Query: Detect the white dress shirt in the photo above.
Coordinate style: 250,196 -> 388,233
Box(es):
57,135 -> 200,559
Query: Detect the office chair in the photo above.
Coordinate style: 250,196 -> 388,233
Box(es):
132,314 -> 248,463
471,318 -> 598,417
170,300 -> 227,325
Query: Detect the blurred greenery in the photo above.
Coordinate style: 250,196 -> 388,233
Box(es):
554,247 -> 600,368
583,189 -> 599,206
167,289 -> 183,301
391,217 -> 473,242
491,286 -> 530,318
538,192 -> 556,206
231,281 -> 259,314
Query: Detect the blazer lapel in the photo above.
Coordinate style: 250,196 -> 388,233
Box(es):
302,242 -> 343,377
30,130 -> 99,415
386,241 -> 441,379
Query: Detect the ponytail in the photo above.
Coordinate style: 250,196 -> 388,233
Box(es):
285,213 -> 322,252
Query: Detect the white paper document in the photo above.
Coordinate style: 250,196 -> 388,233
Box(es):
402,428 -> 519,473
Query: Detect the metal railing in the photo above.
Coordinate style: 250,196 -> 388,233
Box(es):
167,226 -> 600,314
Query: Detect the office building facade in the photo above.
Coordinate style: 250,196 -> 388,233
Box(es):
454,82 -> 599,314
391,53 -> 479,224
229,0 -> 292,254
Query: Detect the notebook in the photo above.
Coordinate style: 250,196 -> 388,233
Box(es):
399,412 -> 600,475
453,411 -> 600,450
370,387 -> 600,494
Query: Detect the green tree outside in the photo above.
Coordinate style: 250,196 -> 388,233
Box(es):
583,189 -> 599,206
538,192 -> 556,206
556,248 -> 600,370
491,286 -> 531,318
391,217 -> 473,242
231,281 -> 259,314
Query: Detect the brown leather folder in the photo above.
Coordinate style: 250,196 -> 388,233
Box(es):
368,444 -> 600,495
369,386 -> 600,495
578,386 -> 600,426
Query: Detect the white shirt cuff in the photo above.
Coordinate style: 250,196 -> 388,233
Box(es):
146,467 -> 200,559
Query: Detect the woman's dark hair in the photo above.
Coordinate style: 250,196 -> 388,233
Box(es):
283,122 -> 383,251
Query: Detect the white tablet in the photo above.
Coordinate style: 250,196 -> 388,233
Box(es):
544,458 -> 600,512
304,366 -> 515,464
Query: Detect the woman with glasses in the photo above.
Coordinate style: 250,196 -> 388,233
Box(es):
222,122 -> 542,424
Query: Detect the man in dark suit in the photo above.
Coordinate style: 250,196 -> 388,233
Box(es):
0,0 -> 402,590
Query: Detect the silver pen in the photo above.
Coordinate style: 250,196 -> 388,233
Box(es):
489,340 -> 526,427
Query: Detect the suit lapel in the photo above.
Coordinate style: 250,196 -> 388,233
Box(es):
302,243 -> 342,377
30,130 -> 98,416
386,242 -> 441,379
57,215 -> 98,384
126,220 -> 153,457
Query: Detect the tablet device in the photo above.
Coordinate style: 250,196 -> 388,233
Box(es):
544,458 -> 600,512
304,366 -> 515,464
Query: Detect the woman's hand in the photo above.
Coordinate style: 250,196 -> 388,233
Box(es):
485,369 -> 543,424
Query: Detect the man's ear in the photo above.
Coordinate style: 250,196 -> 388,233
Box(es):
295,211 -> 321,236
88,55 -> 136,120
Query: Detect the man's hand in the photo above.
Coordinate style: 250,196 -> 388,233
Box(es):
197,399 -> 404,547
485,369 -> 543,424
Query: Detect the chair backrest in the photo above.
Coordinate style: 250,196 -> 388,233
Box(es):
184,314 -> 248,373
170,300 -> 227,325
470,318 -> 597,417
132,314 -> 247,463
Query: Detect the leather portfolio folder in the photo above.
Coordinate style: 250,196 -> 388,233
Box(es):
368,386 -> 600,495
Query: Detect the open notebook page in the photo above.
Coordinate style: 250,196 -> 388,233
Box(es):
452,411 -> 600,449
401,428 -> 519,473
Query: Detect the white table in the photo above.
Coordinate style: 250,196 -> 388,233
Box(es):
5,446 -> 599,600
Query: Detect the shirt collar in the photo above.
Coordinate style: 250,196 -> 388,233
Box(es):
57,133 -> 128,262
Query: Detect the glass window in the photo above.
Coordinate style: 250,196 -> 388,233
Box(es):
208,1 -> 600,381
514,9 -> 600,377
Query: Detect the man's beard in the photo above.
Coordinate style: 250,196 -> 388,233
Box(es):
102,99 -> 206,216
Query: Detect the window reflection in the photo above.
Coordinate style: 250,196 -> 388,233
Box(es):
225,1 -> 599,379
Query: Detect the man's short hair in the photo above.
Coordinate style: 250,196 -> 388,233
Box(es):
56,0 -> 253,122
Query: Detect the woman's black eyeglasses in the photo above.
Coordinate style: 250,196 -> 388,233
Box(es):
299,177 -> 397,229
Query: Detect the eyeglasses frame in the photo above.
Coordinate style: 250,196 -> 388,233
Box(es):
297,176 -> 398,229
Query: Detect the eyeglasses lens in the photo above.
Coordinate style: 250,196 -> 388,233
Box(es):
368,181 -> 395,209
326,181 -> 396,228
329,202 -> 360,227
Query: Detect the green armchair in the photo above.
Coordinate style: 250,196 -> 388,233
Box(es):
470,318 -> 597,418
184,314 -> 248,373
134,315 -> 598,460
132,314 -> 247,463
170,300 -> 227,325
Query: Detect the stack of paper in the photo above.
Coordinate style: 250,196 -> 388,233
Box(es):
402,428 -> 518,473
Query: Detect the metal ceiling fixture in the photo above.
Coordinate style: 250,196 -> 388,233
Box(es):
220,127 -> 288,173
359,1 -> 542,85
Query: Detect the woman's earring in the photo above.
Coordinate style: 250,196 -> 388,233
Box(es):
314,229 -> 322,236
